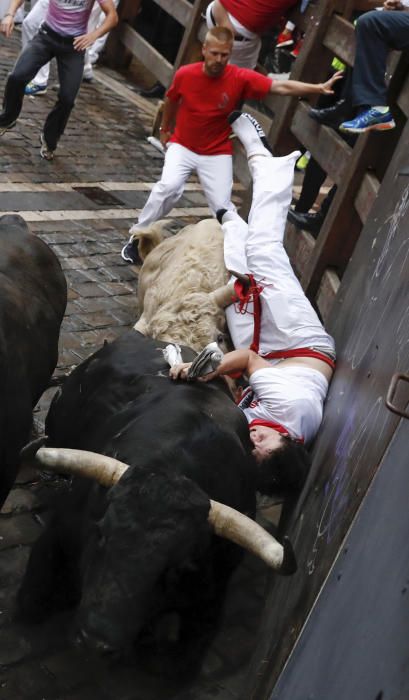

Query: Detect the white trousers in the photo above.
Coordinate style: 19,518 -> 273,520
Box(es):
206,1 -> 261,69
134,142 -> 235,230
224,153 -> 335,357
22,0 -> 118,86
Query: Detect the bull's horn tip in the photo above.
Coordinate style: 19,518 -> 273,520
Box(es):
279,536 -> 297,576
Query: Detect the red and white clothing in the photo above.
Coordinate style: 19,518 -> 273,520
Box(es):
132,64 -> 272,231
167,63 -> 272,155
206,0 -> 297,68
220,0 -> 296,35
223,152 -> 335,443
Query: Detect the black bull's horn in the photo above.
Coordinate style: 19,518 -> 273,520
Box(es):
21,443 -> 296,575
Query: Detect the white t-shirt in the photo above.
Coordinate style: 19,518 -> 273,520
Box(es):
239,365 -> 329,443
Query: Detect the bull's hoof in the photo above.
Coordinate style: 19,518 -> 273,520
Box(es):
279,536 -> 297,576
20,435 -> 48,462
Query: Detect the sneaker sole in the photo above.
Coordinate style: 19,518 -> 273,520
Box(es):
276,40 -> 294,48
340,121 -> 396,133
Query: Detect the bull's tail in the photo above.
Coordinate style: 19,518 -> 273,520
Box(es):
130,220 -> 169,261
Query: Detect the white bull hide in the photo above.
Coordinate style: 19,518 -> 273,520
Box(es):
133,219 -> 228,352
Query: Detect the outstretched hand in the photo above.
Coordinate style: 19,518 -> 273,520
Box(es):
320,71 -> 344,94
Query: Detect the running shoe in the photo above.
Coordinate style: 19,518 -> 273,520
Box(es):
25,82 -> 47,96
187,342 -> 224,379
339,107 -> 395,133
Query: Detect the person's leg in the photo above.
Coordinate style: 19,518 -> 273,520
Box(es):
352,10 -> 409,108
340,11 -> 409,133
22,0 -> 50,89
0,30 -> 54,129
135,144 -> 194,229
121,144 -> 195,262
227,113 -> 335,354
294,157 -> 326,212
196,154 -> 235,216
42,44 -> 84,151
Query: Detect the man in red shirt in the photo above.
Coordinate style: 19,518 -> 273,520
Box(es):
206,0 -> 297,68
122,26 -> 341,265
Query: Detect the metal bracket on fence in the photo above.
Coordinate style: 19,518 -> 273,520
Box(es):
385,373 -> 409,419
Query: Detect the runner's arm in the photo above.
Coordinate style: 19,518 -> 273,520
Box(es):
270,71 -> 343,96
73,0 -> 118,52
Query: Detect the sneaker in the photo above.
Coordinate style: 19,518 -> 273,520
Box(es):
0,119 -> 16,136
276,27 -> 294,49
339,107 -> 395,133
228,111 -> 273,157
187,342 -> 224,380
25,82 -> 47,96
39,132 -> 54,161
121,239 -> 140,264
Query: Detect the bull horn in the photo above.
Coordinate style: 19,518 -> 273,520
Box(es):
208,501 -> 296,575
29,447 -> 129,489
26,446 -> 296,574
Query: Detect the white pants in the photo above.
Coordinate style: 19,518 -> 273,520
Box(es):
224,153 -> 335,357
134,142 -> 235,230
206,1 -> 261,69
22,0 -> 118,86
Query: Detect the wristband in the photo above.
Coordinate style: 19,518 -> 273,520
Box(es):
4,13 -> 15,17
159,127 -> 169,132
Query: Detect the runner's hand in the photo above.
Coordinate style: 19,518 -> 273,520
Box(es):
320,71 -> 344,94
0,14 -> 15,37
169,362 -> 192,380
73,31 -> 97,51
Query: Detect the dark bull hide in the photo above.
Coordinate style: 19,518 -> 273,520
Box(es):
18,331 -> 258,670
0,214 -> 67,508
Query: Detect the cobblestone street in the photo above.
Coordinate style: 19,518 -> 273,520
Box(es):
0,26 -> 272,700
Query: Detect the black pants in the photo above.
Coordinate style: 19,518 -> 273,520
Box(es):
352,10 -> 409,107
0,25 -> 84,150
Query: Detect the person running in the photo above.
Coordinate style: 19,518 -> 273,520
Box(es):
170,112 -> 336,492
0,0 -> 118,159
122,25 -> 342,263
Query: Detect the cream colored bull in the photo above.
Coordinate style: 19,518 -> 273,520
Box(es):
132,219 -> 231,352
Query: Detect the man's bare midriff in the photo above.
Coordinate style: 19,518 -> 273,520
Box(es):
273,355 -> 334,383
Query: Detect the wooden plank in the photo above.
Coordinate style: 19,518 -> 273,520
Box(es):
354,172 -> 380,225
301,131 -> 379,297
291,101 -> 352,184
322,14 -> 355,67
173,0 -> 208,71
119,23 -> 173,87
150,0 -> 193,29
316,267 -> 340,324
396,62 -> 409,118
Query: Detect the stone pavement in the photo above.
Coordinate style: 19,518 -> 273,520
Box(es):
0,27 -> 276,700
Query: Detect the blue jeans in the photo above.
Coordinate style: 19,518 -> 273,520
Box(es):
0,25 -> 85,150
352,10 -> 409,107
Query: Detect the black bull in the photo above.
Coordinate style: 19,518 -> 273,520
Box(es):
0,214 -> 66,508
19,331 -> 259,665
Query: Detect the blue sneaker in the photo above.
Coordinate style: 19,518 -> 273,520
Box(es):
25,82 -> 47,96
339,107 -> 395,133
